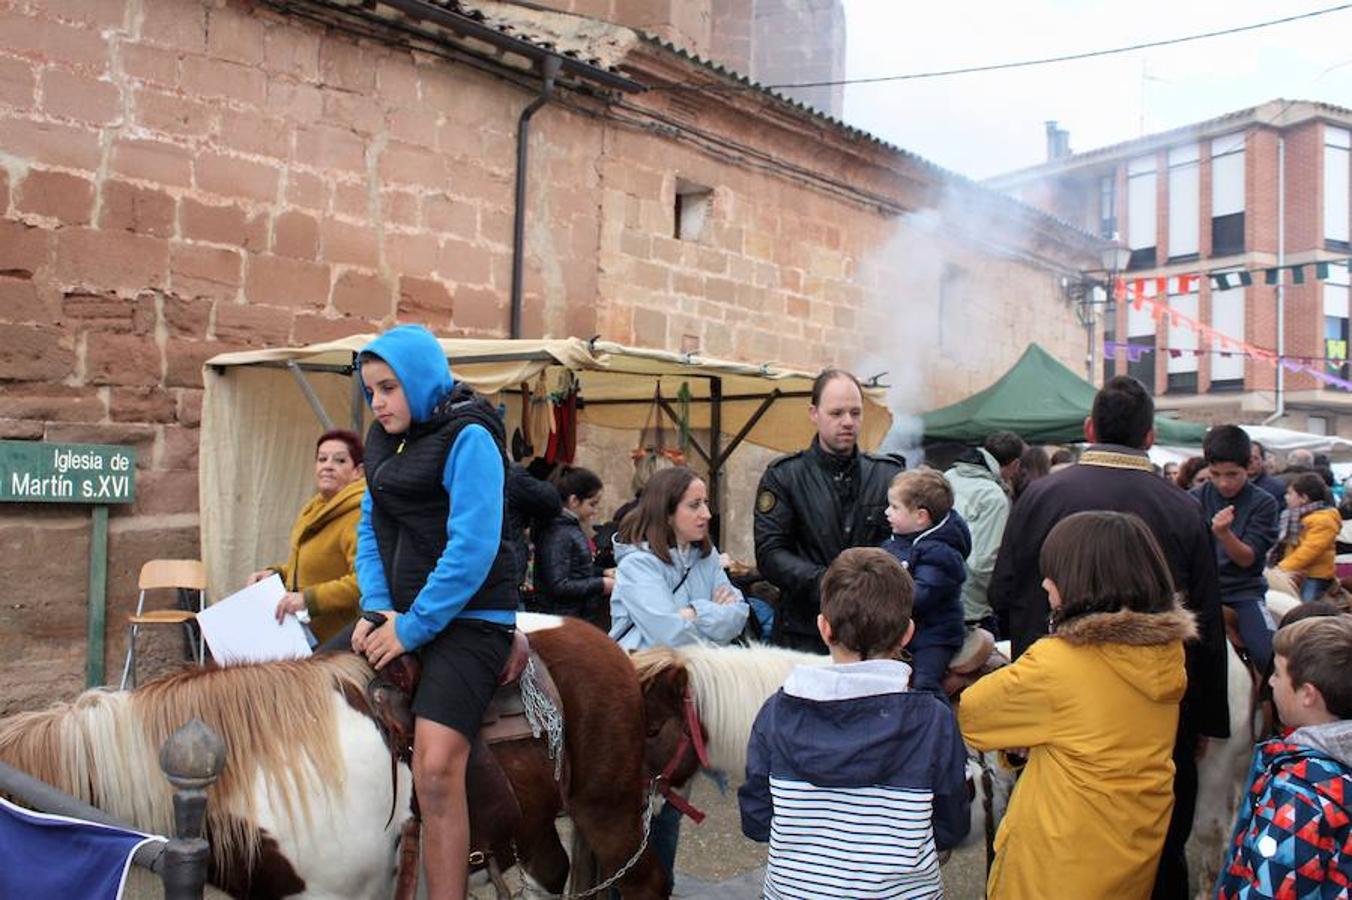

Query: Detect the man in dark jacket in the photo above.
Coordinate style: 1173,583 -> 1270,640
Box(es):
990,374 -> 1229,900
505,462 -> 561,590
1247,439 -> 1287,505
754,368 -> 903,653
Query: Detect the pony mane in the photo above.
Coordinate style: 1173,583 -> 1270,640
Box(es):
633,643 -> 828,774
0,652 -> 375,872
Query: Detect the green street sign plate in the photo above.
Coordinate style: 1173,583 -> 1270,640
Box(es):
0,441 -> 137,504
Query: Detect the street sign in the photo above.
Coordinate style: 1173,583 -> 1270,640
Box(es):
0,440 -> 136,504
0,440 -> 139,688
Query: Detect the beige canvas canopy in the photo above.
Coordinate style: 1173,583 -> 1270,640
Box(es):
200,335 -> 892,601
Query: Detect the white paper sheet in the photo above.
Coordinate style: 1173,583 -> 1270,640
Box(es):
195,574 -> 313,665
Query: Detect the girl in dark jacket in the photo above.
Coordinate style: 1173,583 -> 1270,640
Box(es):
532,466 -> 613,626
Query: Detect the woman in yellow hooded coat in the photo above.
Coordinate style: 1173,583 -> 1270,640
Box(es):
960,511 -> 1197,900
249,430 -> 366,643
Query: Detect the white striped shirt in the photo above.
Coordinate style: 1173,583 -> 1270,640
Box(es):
763,778 -> 943,899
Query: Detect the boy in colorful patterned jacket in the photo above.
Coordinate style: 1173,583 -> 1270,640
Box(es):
1215,615 -> 1352,899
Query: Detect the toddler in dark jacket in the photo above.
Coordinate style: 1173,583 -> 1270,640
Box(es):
881,468 -> 971,693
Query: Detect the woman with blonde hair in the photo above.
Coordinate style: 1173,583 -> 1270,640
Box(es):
249,429 -> 366,643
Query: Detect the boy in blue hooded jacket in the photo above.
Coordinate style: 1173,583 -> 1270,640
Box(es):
351,324 -> 517,898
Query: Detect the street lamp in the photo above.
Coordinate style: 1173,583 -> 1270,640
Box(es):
1066,238 -> 1131,382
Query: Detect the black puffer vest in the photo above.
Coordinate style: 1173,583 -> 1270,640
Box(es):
364,384 -> 517,615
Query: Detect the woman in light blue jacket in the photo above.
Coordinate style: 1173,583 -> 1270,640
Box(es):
609,466 -> 749,650
608,466 -> 748,882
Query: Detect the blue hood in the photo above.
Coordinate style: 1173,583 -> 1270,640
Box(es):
360,324 -> 453,423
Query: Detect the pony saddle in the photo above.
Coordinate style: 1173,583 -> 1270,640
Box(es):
941,627 -> 1006,700
364,625 -> 566,864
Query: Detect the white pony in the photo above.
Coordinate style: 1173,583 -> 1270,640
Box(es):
1188,588 -> 1302,897
0,653 -> 412,899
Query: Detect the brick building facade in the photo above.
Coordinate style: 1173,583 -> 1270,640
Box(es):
988,100 -> 1352,434
0,0 -> 1098,710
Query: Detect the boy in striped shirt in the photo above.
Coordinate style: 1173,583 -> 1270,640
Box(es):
739,547 -> 970,899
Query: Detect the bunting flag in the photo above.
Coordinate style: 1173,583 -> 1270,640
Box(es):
1103,341 -> 1352,366
1103,340 -> 1352,391
1116,257 -> 1351,300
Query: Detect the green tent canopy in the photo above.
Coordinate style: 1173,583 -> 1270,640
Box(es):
920,344 -> 1208,445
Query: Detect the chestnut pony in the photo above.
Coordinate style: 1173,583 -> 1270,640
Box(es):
0,613 -> 668,899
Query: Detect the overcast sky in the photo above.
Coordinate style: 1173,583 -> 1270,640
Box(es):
837,1 -> 1352,180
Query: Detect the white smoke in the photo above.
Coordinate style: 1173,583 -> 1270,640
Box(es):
850,182 -> 1058,464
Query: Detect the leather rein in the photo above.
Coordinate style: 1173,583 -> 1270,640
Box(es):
648,686 -> 710,824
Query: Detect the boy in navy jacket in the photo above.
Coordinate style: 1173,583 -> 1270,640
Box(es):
881,468 -> 971,692
739,547 -> 970,899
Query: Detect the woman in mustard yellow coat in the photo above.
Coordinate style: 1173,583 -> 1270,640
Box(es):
960,511 -> 1196,899
249,430 -> 366,644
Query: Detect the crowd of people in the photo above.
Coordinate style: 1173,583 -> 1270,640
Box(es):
248,323 -> 1350,899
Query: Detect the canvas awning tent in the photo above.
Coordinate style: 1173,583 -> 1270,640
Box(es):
920,343 -> 1208,446
1150,425 -> 1352,466
199,336 -> 892,601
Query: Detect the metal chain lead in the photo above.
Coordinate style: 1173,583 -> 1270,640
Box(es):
519,658 -> 566,781
561,779 -> 661,899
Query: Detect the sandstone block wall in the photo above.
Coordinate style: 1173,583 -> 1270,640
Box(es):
0,0 -> 1093,710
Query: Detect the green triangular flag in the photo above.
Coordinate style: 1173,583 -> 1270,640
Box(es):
1316,261 -> 1331,280
1239,271 -> 1254,287
1213,273 -> 1232,290
1293,265 -> 1306,284
1265,268 -> 1280,285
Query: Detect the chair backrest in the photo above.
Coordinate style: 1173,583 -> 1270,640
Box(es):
138,559 -> 207,591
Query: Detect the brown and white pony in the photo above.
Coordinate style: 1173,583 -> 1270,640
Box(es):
0,613 -> 668,899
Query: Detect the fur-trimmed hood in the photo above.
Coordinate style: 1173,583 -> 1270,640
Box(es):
1053,603 -> 1198,646
1051,603 -> 1196,704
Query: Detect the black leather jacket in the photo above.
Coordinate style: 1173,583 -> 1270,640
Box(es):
532,513 -> 604,621
506,464 -> 561,586
753,439 -> 904,642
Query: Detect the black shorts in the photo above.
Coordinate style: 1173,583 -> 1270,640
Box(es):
411,618 -> 514,741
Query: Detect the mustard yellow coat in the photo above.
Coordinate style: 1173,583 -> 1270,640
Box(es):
959,606 -> 1196,900
273,478 -> 365,643
1277,506 -> 1341,580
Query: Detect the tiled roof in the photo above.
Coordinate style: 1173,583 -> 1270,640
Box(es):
636,34 -> 1101,246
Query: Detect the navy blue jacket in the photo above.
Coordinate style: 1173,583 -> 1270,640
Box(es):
1251,472 -> 1287,506
739,660 -> 970,897
1191,480 -> 1278,599
883,511 -> 971,651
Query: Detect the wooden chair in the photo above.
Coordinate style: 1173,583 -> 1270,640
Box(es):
119,559 -> 207,690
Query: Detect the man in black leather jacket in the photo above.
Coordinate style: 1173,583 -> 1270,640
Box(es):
754,369 -> 904,653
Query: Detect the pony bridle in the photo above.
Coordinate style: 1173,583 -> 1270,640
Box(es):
650,686 -> 710,824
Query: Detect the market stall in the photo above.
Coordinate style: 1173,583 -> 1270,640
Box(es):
199,336 -> 893,600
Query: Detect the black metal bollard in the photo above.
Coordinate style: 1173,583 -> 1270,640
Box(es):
158,719 -> 226,900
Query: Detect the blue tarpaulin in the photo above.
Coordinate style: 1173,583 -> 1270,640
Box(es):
0,796 -> 164,900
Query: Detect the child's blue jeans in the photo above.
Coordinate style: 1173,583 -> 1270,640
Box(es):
1301,576 -> 1334,603
910,644 -> 960,694
1223,593 -> 1274,672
